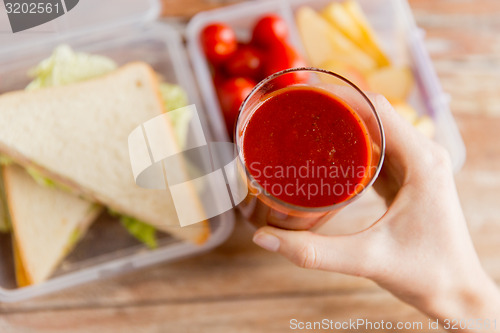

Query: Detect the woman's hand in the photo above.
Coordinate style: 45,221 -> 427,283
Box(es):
252,95 -> 500,331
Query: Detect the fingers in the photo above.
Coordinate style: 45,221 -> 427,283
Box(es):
368,94 -> 425,174
368,94 -> 453,184
253,226 -> 371,276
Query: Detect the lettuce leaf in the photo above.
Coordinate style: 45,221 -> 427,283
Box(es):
160,83 -> 192,149
63,229 -> 82,255
26,45 -> 117,90
26,167 -> 58,188
159,82 -> 188,112
119,216 -> 158,249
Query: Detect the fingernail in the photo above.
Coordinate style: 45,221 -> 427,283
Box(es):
253,232 -> 280,252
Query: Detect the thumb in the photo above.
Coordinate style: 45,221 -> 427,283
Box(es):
253,226 -> 373,276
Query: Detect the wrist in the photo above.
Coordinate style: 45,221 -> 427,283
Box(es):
424,270 -> 500,324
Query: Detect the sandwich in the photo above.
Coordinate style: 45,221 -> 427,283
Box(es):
0,46 -> 114,286
0,46 -> 210,285
3,165 -> 102,286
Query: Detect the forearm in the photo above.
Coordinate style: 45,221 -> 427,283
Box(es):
424,272 -> 500,332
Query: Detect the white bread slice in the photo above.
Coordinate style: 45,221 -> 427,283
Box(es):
3,165 -> 101,285
0,62 -> 210,244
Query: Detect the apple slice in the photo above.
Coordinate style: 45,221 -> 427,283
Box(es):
296,6 -> 336,68
322,3 -> 363,44
325,0 -> 390,67
319,60 -> 370,91
324,22 -> 377,73
296,6 -> 376,72
366,66 -> 414,104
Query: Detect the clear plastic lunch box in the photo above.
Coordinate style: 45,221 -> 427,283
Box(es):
0,0 -> 466,302
186,0 -> 466,171
0,0 -> 235,303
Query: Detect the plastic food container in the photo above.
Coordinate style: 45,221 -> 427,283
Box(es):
0,0 -> 234,302
186,0 -> 466,172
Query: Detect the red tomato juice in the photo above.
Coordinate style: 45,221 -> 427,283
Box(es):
241,86 -> 371,208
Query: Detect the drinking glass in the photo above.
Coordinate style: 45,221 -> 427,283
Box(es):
235,68 -> 385,230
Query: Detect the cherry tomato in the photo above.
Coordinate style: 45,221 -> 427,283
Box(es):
251,15 -> 289,48
263,43 -> 309,87
213,70 -> 230,88
201,23 -> 237,66
216,77 -> 256,137
225,45 -> 264,81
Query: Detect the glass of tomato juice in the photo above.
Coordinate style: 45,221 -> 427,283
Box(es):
234,68 -> 385,230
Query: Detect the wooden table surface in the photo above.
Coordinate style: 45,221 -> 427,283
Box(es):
1,0 -> 500,332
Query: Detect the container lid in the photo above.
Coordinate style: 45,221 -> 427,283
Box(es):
0,0 -> 161,56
